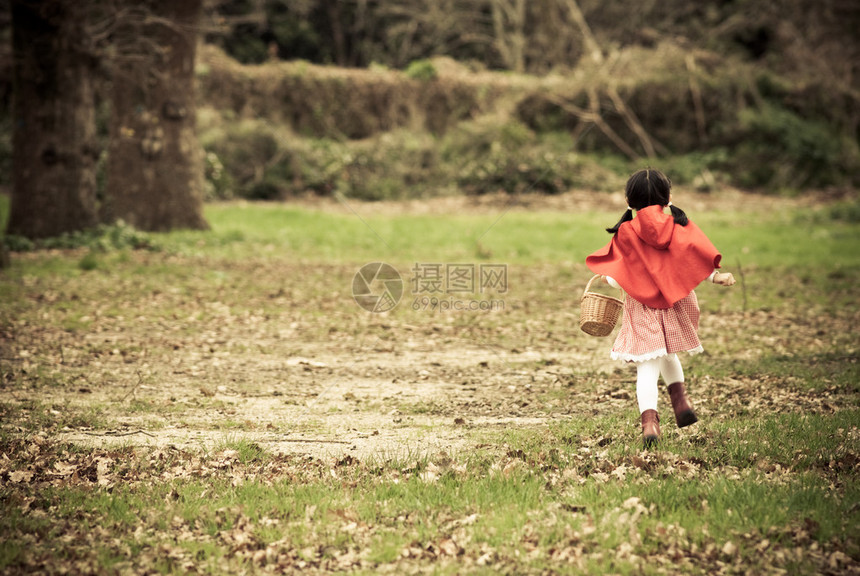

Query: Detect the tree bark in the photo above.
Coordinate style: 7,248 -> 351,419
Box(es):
8,0 -> 99,239
103,0 -> 208,232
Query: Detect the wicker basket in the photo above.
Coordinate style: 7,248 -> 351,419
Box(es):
580,275 -> 624,337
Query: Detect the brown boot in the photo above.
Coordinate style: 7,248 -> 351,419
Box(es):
667,382 -> 698,428
641,409 -> 661,448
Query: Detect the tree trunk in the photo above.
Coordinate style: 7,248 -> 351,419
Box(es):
8,0 -> 99,239
491,0 -> 527,73
103,0 -> 208,232
325,0 -> 348,67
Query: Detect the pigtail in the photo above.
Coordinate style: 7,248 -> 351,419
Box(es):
668,203 -> 689,227
606,208 -> 633,234
610,168 -> 688,233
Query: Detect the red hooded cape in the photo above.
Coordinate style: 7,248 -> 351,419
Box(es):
586,205 -> 721,309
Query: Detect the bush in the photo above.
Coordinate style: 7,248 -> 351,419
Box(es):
4,221 -> 158,252
828,200 -> 860,223
203,151 -> 233,200
455,149 -> 571,195
726,103 -> 858,191
203,121 -> 282,197
331,131 -> 442,200
200,109 -> 447,201
658,150 -> 730,191
442,120 -> 624,195
200,117 -> 297,200
78,251 -> 99,271
404,59 -> 438,81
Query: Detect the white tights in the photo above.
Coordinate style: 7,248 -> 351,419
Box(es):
635,354 -> 685,414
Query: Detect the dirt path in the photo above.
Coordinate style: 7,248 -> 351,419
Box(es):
38,308 -> 854,462
51,340 -> 620,459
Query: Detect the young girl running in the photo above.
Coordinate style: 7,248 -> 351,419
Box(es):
586,168 -> 735,448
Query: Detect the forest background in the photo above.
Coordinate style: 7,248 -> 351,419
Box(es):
0,0 -> 858,224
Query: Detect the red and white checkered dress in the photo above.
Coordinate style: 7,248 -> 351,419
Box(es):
610,290 -> 703,363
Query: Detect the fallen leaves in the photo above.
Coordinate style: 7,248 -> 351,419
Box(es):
8,469 -> 34,483
721,540 -> 738,557
2,428 -> 859,575
2,249 -> 859,574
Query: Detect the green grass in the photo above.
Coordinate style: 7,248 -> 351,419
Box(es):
4,199 -> 856,328
1,194 -> 858,574
2,429 -> 853,573
152,201 -> 860,274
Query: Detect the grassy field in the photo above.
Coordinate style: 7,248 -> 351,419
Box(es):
1,192 -> 858,574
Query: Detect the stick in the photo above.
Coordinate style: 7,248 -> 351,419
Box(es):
120,370 -> 145,402
83,430 -> 156,438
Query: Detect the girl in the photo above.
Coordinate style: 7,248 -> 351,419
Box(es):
586,168 -> 735,448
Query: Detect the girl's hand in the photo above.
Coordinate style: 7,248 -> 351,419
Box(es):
713,272 -> 736,286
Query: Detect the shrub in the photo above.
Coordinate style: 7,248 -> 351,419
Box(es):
442,120 -> 623,195
404,59 -> 438,81
456,149 -> 571,195
726,103 -> 858,191
828,200 -> 860,223
204,121 -> 282,197
78,251 -> 99,271
203,151 -> 233,200
4,221 -> 158,252
333,131 -> 442,200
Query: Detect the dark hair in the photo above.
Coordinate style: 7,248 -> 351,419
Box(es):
606,168 -> 689,233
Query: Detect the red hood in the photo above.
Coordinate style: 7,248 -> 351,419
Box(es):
585,206 -> 722,309
631,205 -> 674,249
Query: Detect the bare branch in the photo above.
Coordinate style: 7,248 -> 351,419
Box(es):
685,53 -> 709,146
606,86 -> 665,158
559,0 -> 603,64
546,93 -> 641,160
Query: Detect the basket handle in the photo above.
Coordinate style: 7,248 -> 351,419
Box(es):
582,274 -> 603,299
581,274 -> 624,300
